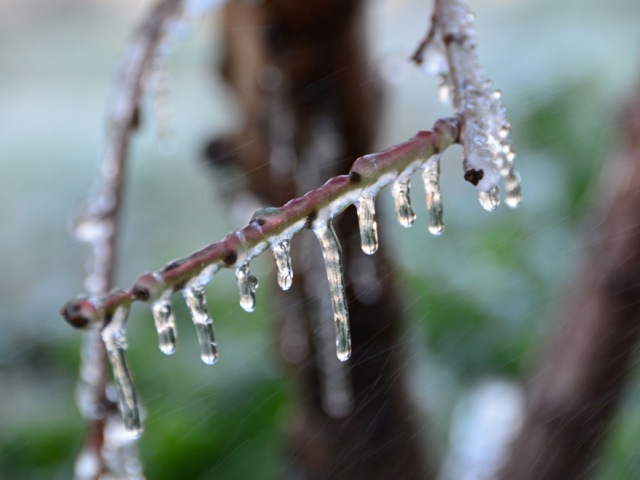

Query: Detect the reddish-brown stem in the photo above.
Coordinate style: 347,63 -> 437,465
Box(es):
61,117 -> 460,329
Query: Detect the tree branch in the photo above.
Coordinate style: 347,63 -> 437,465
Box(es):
499,85 -> 640,480
62,117 -> 460,329
71,0 -> 187,477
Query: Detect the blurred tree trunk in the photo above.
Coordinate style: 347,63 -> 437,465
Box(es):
208,1 -> 434,478
500,86 -> 640,479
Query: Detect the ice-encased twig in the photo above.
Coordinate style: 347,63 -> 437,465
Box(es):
356,193 -> 379,255
272,239 -> 293,290
415,0 -> 521,210
182,284 -> 218,365
235,263 -> 259,312
151,293 -> 178,355
100,306 -> 142,438
70,0 -> 197,472
62,118 -> 461,329
313,220 -> 351,362
422,155 -> 445,235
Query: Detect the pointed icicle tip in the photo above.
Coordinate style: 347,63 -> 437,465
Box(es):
236,264 -> 259,312
182,285 -> 218,365
503,168 -> 522,208
479,186 -> 500,211
272,240 -> 293,290
313,220 -> 352,362
100,306 -> 143,438
356,194 -> 379,255
422,156 -> 445,235
151,295 -> 178,355
391,176 -> 416,228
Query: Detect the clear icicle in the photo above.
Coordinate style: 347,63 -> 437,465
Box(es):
356,194 -> 379,255
182,285 -> 218,365
499,147 -> 522,208
100,306 -> 142,439
235,264 -> 259,312
391,176 -> 416,228
479,186 -> 501,211
422,156 -> 445,235
151,294 -> 177,355
504,168 -> 522,208
313,220 -> 351,362
272,240 -> 293,290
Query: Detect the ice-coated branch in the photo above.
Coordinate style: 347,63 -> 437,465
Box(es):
63,0 -> 522,445
412,0 -> 521,210
70,0 -> 199,476
62,117 -> 459,332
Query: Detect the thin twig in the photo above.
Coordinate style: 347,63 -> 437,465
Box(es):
62,117 -> 460,329
72,0 -> 186,477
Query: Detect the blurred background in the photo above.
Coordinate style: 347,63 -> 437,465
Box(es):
1,0 -> 640,478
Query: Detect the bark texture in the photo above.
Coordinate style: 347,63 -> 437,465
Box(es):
500,87 -> 640,479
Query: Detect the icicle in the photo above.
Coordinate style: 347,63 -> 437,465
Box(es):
356,193 -> 379,255
391,175 -> 416,228
422,156 -> 445,235
313,220 -> 351,362
504,168 -> 522,208
100,306 -> 142,439
235,264 -> 259,312
272,240 -> 293,290
437,74 -> 453,103
499,147 -> 522,208
151,294 -> 177,355
479,186 -> 500,211
182,285 -> 218,365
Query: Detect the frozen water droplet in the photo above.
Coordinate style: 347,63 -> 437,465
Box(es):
492,89 -> 502,100
356,194 -> 378,255
422,156 -> 445,235
272,240 -> 293,290
479,186 -> 501,211
422,40 -> 448,77
504,168 -> 522,208
313,221 -> 351,361
391,176 -> 416,228
72,200 -> 113,243
182,285 -> 218,364
100,306 -> 143,438
438,74 -> 453,103
151,295 -> 177,355
236,264 -> 259,312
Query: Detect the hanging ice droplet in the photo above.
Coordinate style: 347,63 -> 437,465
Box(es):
151,294 -> 177,355
438,74 -> 453,103
479,186 -> 501,211
503,168 -> 522,208
391,176 -> 416,228
272,240 -> 293,290
422,156 -> 445,235
100,306 -> 142,438
356,194 -> 378,255
313,220 -> 351,362
182,285 -> 218,365
235,264 -> 259,312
